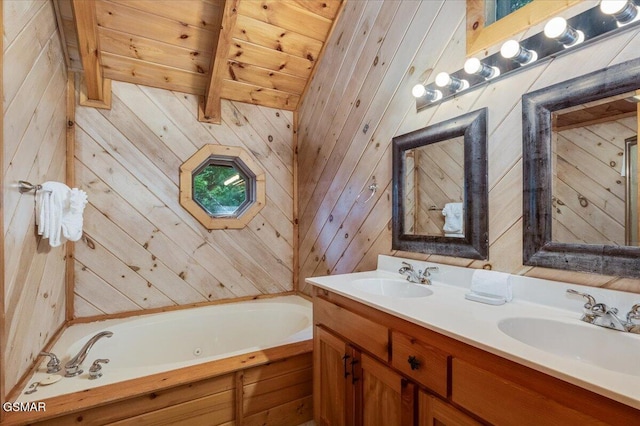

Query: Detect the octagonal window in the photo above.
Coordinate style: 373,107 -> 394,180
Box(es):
180,145 -> 265,230
193,162 -> 251,217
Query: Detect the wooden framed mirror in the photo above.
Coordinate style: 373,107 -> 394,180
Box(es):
523,57 -> 640,278
392,108 -> 489,260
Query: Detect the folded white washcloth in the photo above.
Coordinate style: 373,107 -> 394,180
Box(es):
442,202 -> 464,236
35,182 -> 88,247
468,269 -> 513,302
62,188 -> 88,242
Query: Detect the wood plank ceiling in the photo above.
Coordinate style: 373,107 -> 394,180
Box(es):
55,0 -> 343,121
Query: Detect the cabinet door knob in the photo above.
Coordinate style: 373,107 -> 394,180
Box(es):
408,355 -> 421,370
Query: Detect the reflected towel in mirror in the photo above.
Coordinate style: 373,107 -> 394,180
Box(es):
442,202 -> 464,237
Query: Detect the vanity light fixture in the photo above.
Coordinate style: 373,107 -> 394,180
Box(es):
544,17 -> 585,47
463,58 -> 500,80
600,0 -> 640,26
435,72 -> 469,92
415,1 -> 640,111
500,40 -> 537,65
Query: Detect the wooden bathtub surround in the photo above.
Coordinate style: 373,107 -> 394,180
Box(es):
313,288 -> 640,426
2,340 -> 312,426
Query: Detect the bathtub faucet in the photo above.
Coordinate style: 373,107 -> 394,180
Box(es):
64,331 -> 113,377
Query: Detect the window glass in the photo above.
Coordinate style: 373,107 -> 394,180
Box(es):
193,163 -> 248,217
485,0 -> 534,25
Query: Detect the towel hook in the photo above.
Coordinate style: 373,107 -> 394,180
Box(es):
355,181 -> 378,204
18,180 -> 43,194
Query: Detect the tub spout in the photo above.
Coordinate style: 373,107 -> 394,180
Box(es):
65,331 -> 113,377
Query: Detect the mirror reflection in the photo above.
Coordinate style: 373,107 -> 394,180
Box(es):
551,92 -> 639,247
392,108 -> 488,260
403,136 -> 465,238
522,58 -> 640,278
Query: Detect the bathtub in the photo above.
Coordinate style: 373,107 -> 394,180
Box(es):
15,295 -> 312,404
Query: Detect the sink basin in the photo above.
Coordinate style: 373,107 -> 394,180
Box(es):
498,317 -> 640,376
350,278 -> 433,298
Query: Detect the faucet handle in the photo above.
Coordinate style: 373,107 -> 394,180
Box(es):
566,289 -> 596,308
401,261 -> 414,270
421,266 -> 439,276
89,359 -> 109,380
627,304 -> 640,322
39,351 -> 61,374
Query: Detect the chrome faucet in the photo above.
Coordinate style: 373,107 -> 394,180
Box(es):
65,331 -> 113,377
38,351 -> 61,374
399,262 -> 439,285
567,289 -> 640,334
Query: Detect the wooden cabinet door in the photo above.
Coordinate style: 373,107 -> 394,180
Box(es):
361,353 -> 415,426
419,390 -> 481,426
314,326 -> 357,426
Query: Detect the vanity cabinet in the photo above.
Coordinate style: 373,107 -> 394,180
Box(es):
313,288 -> 640,426
419,392 -> 481,426
314,325 -> 415,426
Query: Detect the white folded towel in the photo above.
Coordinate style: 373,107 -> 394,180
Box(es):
62,188 -> 88,242
36,182 -> 88,247
467,269 -> 513,303
442,202 -> 464,237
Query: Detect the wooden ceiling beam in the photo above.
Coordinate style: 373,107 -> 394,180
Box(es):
71,0 -> 111,109
200,0 -> 238,124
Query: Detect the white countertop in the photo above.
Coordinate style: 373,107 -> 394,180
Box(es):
306,255 -> 640,410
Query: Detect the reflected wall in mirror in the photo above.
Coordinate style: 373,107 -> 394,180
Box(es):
403,135 -> 465,238
392,108 -> 488,260
523,57 -> 640,278
627,137 -> 638,246
551,93 -> 638,247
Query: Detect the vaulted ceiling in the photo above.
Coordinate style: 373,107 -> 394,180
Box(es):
54,0 -> 344,122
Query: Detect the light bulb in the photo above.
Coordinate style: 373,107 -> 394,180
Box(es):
463,57 -> 500,79
544,17 -> 584,47
500,40 -> 537,65
434,72 -> 469,92
600,0 -> 639,26
412,84 -> 426,98
411,84 -> 442,102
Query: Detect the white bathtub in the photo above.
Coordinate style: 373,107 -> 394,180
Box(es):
16,295 -> 312,402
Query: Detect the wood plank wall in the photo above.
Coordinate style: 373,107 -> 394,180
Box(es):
73,81 -> 294,317
297,0 -> 640,294
554,117 -> 637,246
3,0 -> 68,398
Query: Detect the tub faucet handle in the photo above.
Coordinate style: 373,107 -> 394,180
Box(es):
89,359 -> 109,380
39,351 -> 61,374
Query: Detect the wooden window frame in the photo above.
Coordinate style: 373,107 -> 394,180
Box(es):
466,0 -> 583,56
179,145 -> 265,230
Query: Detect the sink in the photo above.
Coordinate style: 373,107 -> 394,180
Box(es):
498,317 -> 640,376
350,278 -> 433,298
